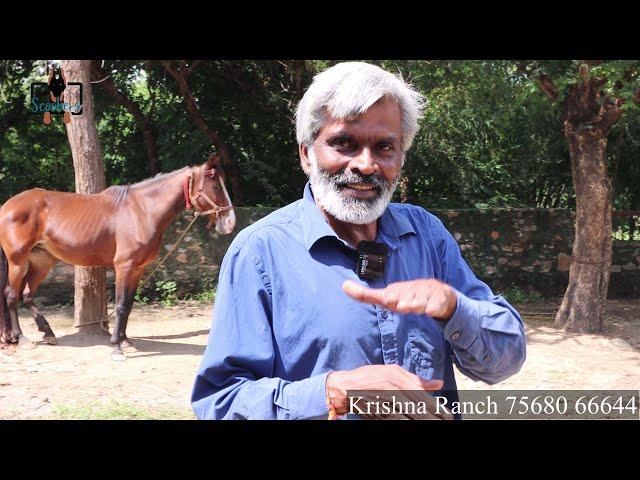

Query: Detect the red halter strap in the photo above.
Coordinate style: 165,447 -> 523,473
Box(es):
183,168 -> 234,216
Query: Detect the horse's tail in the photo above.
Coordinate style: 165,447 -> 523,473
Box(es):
0,245 -> 10,343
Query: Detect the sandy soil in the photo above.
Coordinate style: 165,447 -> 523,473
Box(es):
1,299 -> 639,419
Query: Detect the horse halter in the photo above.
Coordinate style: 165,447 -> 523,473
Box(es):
183,168 -> 234,217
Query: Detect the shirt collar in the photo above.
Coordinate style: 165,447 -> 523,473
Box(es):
300,181 -> 416,252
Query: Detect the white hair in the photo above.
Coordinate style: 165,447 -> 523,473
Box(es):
307,147 -> 399,225
296,62 -> 426,152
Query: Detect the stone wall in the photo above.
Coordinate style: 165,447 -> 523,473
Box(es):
35,207 -> 640,305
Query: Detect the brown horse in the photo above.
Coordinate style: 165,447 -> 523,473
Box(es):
0,153 -> 235,360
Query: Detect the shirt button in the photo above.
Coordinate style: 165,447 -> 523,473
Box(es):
451,331 -> 460,341
381,310 -> 388,319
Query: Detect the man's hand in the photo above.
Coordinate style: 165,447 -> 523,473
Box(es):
342,278 -> 458,321
326,365 -> 452,420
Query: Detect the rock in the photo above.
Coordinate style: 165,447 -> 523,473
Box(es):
557,253 -> 572,272
176,253 -> 188,264
622,262 -> 636,271
454,232 -> 462,241
484,266 -> 497,275
34,296 -> 53,306
498,258 -> 508,265
540,261 -> 552,273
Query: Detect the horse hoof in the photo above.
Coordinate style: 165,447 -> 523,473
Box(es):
121,340 -> 137,353
18,336 -> 36,350
43,336 -> 58,345
111,351 -> 127,361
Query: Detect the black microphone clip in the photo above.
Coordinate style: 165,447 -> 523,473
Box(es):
356,241 -> 388,280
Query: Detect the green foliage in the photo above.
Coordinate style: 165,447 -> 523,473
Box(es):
1,59 -> 639,216
184,288 -> 216,302
154,280 -> 178,306
134,291 -> 150,305
500,284 -> 544,304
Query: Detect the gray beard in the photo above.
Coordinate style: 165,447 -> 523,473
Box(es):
307,149 -> 399,225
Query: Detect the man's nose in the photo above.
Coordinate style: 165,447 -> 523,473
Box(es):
349,148 -> 378,175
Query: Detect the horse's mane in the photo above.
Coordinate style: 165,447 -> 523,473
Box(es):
104,185 -> 130,208
103,166 -> 190,208
130,167 -> 189,189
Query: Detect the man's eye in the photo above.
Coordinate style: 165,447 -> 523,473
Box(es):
378,143 -> 393,152
333,138 -> 350,148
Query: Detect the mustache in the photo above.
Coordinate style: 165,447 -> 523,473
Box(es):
320,169 -> 389,190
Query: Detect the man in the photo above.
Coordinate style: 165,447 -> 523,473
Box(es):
192,62 -> 526,420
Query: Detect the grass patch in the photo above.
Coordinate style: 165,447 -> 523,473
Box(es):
45,401 -> 196,420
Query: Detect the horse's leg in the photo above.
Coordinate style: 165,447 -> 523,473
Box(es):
110,266 -> 143,361
22,249 -> 58,345
5,257 -> 33,349
120,270 -> 144,353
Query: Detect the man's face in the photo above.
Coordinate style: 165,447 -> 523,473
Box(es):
300,99 -> 404,225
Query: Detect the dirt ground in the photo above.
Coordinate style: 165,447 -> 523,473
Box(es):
1,299 -> 639,419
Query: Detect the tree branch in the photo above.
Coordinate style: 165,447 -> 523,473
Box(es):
517,61 -> 559,101
91,61 -> 160,174
160,60 -> 243,203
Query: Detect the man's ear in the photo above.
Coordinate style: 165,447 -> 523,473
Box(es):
299,143 -> 312,175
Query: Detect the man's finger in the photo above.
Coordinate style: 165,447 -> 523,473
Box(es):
342,280 -> 387,306
418,378 -> 444,391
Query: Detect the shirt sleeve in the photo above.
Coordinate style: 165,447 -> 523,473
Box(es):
191,244 -> 330,420
434,217 -> 527,384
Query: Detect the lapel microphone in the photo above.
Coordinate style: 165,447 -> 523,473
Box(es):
356,241 -> 388,280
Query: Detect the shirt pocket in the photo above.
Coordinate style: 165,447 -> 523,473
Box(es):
402,314 -> 446,380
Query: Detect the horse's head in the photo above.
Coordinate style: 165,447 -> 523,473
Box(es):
187,154 -> 236,234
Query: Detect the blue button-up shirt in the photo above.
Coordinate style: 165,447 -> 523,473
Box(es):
192,182 -> 526,419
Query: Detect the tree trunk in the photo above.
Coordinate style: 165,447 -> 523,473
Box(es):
554,127 -> 612,333
61,60 -> 109,334
550,68 -> 622,334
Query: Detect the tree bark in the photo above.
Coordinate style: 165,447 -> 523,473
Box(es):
61,60 -> 109,334
554,129 -> 612,332
554,73 -> 621,333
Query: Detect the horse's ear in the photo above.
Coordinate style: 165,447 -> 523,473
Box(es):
206,154 -> 220,169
